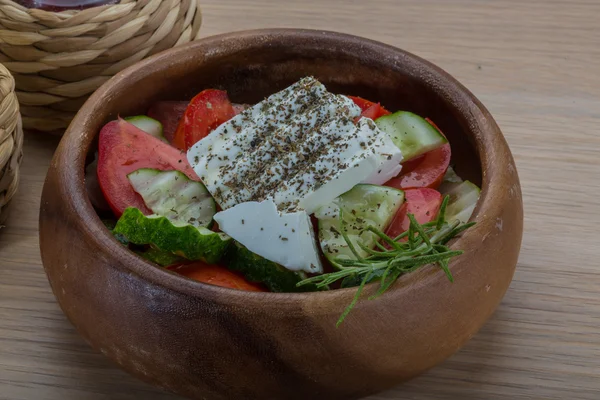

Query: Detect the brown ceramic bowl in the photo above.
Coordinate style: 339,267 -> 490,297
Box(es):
39,29 -> 523,400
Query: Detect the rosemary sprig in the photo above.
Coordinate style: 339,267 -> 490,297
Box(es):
297,195 -> 475,326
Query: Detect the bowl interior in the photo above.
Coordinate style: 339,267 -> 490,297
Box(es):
79,29 -> 484,288
84,33 -> 481,189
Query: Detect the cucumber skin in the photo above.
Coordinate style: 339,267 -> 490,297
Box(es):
105,216 -> 186,266
102,218 -> 129,245
136,247 -> 186,267
223,242 -> 323,293
114,208 -> 230,264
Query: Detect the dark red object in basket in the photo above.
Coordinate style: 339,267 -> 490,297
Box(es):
15,0 -> 116,11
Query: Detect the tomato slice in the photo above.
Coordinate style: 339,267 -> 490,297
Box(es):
347,95 -> 391,120
97,119 -> 199,217
172,89 -> 236,150
384,118 -> 451,190
360,103 -> 390,120
147,101 -> 188,143
148,100 -> 245,145
399,154 -> 424,174
171,262 -> 267,292
385,188 -> 443,241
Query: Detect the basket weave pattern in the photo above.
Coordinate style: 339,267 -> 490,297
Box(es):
0,62 -> 22,224
0,0 -> 202,132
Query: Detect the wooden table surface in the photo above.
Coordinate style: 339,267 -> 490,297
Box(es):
2,1 -> 600,399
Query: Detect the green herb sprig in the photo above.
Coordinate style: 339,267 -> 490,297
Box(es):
297,195 -> 475,326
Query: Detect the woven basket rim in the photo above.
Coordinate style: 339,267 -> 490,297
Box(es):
0,61 -> 23,223
0,0 -> 202,133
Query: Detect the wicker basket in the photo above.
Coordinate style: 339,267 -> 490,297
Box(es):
0,62 -> 22,224
0,0 -> 202,133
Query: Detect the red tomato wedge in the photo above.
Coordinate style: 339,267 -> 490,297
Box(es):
385,188 -> 443,242
171,262 -> 267,292
347,96 -> 374,111
360,103 -> 391,120
384,118 -> 451,190
148,100 -> 246,144
147,101 -> 188,143
347,95 -> 391,120
172,89 -> 236,151
398,154 -> 424,174
97,119 -> 199,217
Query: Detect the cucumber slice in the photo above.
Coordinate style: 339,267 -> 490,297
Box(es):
102,218 -> 117,231
104,204 -> 187,266
438,166 -> 464,194
224,242 -> 323,293
442,181 -> 481,224
376,111 -> 447,161
128,168 -> 216,229
443,165 -> 463,184
114,208 -> 230,264
102,218 -> 128,245
125,116 -> 168,143
315,184 -> 405,268
135,246 -> 185,267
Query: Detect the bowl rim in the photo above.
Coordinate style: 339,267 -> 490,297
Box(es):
55,28 -> 510,313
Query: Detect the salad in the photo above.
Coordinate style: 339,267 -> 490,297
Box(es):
90,77 -> 480,323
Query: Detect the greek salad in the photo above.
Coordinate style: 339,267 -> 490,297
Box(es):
90,77 -> 480,323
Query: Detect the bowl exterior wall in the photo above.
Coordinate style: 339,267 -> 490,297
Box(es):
40,30 -> 523,400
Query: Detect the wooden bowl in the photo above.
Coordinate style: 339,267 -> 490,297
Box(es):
39,29 -> 523,400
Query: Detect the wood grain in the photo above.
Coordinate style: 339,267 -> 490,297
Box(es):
1,0 -> 599,399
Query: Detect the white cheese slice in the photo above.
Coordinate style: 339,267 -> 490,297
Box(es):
213,200 -> 323,274
187,77 -> 403,273
356,118 -> 404,185
292,118 -> 403,212
187,77 -> 403,214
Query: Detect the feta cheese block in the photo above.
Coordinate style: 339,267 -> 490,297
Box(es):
213,200 -> 323,274
187,76 -> 403,214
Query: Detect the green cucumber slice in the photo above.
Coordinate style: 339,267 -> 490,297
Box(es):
114,208 -> 230,264
102,218 -> 117,231
315,184 -> 405,269
125,116 -> 168,143
376,111 -> 447,161
135,246 -> 186,267
443,165 -> 463,184
128,168 -> 216,229
223,242 -> 323,293
438,166 -> 464,194
104,214 -> 186,266
102,218 -> 129,245
442,181 -> 481,224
